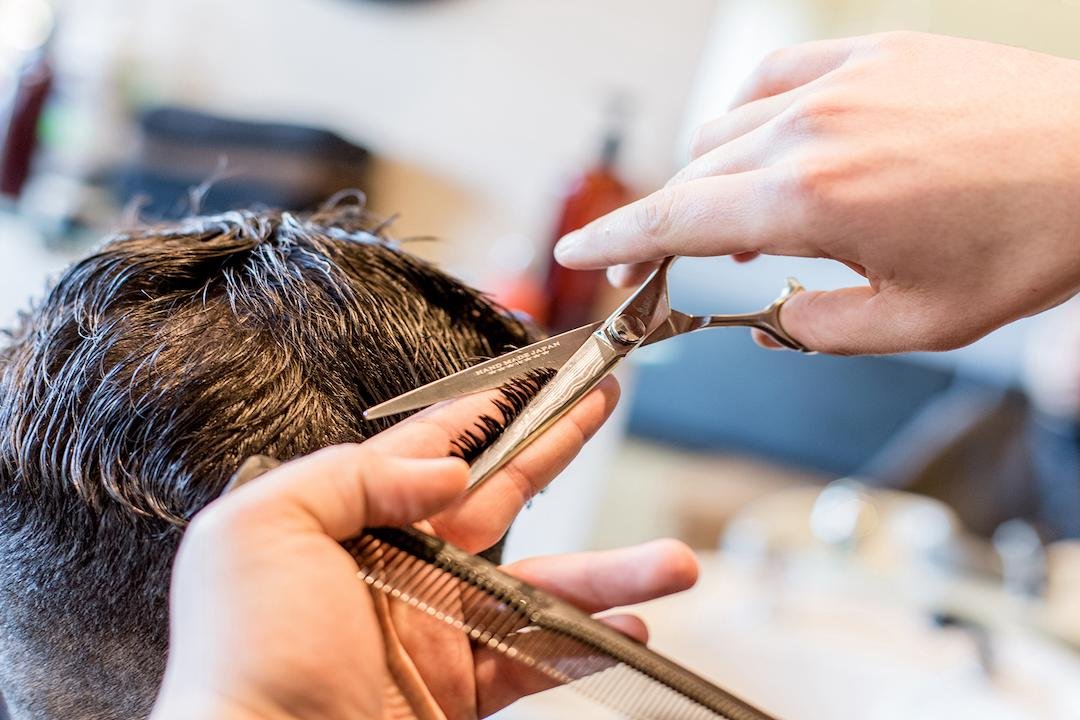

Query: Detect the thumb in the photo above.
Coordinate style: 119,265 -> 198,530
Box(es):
224,445 -> 469,540
777,286 -> 919,355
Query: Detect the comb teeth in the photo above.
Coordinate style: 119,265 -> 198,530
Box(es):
345,527 -> 777,720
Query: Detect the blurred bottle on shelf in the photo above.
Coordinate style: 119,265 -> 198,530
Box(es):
0,42 -> 54,199
539,100 -> 635,332
14,0 -> 147,244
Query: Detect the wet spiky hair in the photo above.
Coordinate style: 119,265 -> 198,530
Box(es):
0,197 -> 538,719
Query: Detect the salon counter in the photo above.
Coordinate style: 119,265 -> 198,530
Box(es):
496,548 -> 1080,720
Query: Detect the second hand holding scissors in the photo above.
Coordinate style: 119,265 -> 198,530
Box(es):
364,257 -> 812,489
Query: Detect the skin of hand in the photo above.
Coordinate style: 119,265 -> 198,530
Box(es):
554,31 -> 1080,355
151,378 -> 701,720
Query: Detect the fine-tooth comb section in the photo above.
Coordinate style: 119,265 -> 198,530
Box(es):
344,527 -> 778,720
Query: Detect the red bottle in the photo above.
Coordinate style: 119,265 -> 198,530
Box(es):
0,48 -> 54,199
541,130 -> 634,332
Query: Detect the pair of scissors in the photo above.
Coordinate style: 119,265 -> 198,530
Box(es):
364,257 -> 812,489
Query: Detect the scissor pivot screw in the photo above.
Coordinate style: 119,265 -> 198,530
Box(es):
607,314 -> 647,345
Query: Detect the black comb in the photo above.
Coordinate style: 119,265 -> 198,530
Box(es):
344,526 -> 778,720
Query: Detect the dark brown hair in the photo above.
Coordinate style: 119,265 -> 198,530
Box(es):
0,200 -> 534,719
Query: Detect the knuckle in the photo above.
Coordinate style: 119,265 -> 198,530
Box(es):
784,156 -> 845,209
757,47 -> 790,80
632,192 -> 679,245
744,50 -> 786,96
782,94 -> 850,137
744,167 -> 812,247
501,460 -> 538,507
564,409 -> 591,449
734,47 -> 792,105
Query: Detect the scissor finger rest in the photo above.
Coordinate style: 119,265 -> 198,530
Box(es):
640,277 -> 814,353
692,278 -> 812,353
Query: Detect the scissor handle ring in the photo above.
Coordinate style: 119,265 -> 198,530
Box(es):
760,277 -> 816,354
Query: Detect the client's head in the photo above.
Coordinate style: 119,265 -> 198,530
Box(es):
0,199 -> 534,719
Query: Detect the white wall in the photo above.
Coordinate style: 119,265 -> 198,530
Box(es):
114,0 -> 719,287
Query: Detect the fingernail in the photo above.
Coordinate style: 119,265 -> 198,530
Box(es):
751,329 -> 784,351
553,231 -> 580,263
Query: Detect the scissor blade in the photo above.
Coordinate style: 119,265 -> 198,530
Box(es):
363,322 -> 604,420
468,333 -> 623,488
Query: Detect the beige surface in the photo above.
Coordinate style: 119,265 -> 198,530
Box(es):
590,439 -> 826,551
495,550 -> 1080,720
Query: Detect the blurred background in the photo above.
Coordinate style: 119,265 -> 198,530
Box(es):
2,0 -> 1080,718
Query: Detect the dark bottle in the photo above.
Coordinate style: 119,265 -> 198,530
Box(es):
0,47 -> 54,199
541,128 -> 634,332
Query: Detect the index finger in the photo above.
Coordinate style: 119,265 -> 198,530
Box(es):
475,539 -> 700,715
363,376 -> 621,552
554,172 -> 817,270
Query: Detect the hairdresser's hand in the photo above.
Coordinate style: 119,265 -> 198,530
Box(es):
152,444 -> 695,720
365,376 -> 622,554
554,32 -> 1080,355
152,444 -> 697,720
